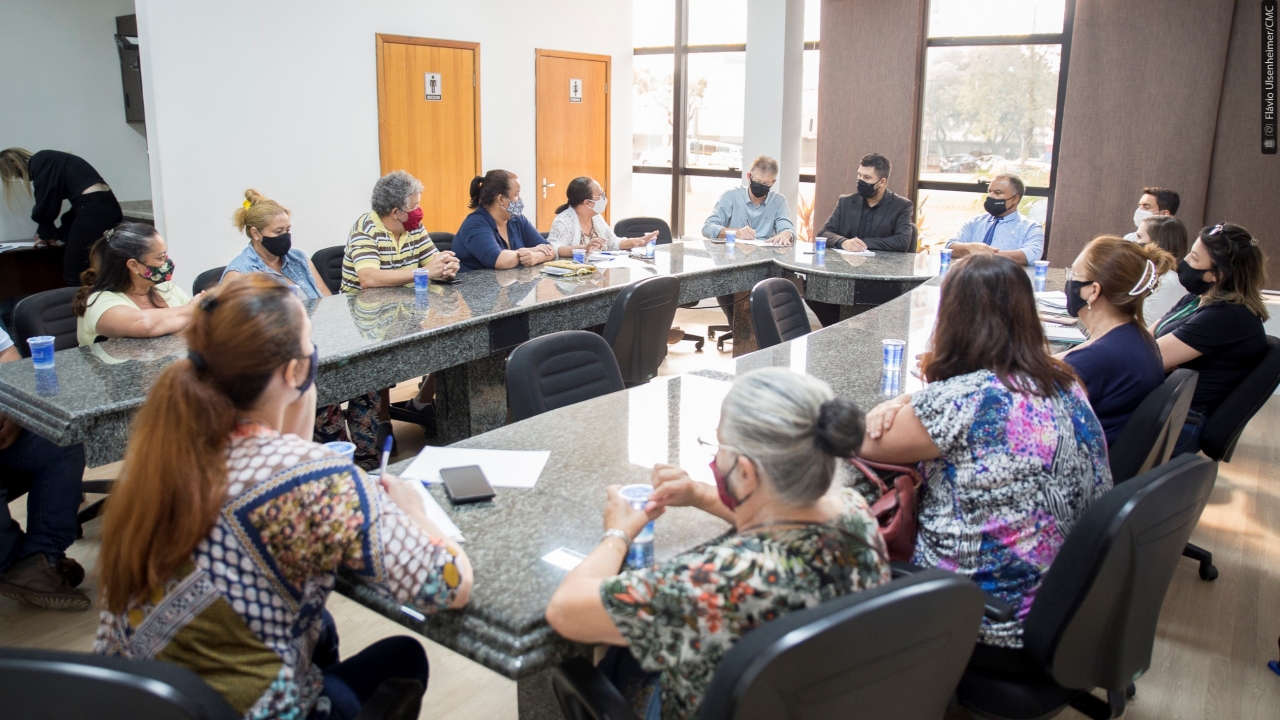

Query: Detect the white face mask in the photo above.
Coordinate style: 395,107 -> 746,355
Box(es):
1133,207 -> 1153,228
591,196 -> 608,214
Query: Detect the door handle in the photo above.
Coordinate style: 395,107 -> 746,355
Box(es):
542,178 -> 555,199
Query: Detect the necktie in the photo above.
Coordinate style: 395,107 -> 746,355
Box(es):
981,216 -> 1001,246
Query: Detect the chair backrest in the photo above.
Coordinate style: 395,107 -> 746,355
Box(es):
13,287 -> 80,358
750,278 -> 810,350
697,569 -> 985,720
601,275 -> 681,387
1108,368 -> 1198,483
429,231 -> 454,254
1022,454 -> 1218,693
191,266 -> 226,296
507,330 -> 625,422
311,246 -> 346,294
1200,335 -> 1280,462
0,647 -> 240,720
614,217 -> 674,244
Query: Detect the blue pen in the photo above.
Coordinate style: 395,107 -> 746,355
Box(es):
376,435 -> 393,478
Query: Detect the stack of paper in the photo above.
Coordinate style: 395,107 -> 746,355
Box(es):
1035,291 -> 1068,311
399,446 -> 551,489
1043,323 -> 1086,344
833,248 -> 875,257
409,482 -> 466,543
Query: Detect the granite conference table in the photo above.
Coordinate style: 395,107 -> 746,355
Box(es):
0,240 -> 937,466
343,270 -> 1068,720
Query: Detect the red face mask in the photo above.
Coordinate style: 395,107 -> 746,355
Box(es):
402,207 -> 424,231
710,456 -> 752,511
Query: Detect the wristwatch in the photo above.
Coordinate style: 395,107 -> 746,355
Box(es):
601,528 -> 631,549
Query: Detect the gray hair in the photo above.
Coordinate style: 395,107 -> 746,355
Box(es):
750,155 -> 779,177
719,368 -> 865,505
371,170 -> 424,216
991,172 -> 1025,198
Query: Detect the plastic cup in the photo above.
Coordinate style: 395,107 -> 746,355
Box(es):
1034,260 -> 1049,279
939,248 -> 952,275
27,336 -> 55,369
324,441 -> 356,462
724,230 -> 736,246
413,268 -> 430,292
618,484 -> 656,569
815,236 -> 827,253
572,248 -> 586,264
645,240 -> 656,259
882,339 -> 907,372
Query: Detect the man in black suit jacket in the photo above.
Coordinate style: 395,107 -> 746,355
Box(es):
807,153 -> 916,326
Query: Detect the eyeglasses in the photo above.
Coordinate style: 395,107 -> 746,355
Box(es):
697,436 -> 743,457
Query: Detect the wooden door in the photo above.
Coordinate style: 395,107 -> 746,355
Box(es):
377,35 -> 482,234
535,50 -> 610,232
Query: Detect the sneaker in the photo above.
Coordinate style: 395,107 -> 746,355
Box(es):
0,554 -> 91,611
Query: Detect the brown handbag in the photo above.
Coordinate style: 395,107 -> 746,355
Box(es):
848,457 -> 923,562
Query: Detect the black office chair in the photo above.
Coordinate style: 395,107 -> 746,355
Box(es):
541,230 -> 551,240
191,266 -> 225,295
0,647 -> 240,720
1108,369 -> 1198,483
955,454 -> 1218,720
1199,335 -> 1280,462
429,231 -> 454,254
550,569 -> 986,720
750,278 -> 810,350
506,331 -> 625,422
601,275 -> 680,387
311,246 -> 346,294
614,217 -> 704,351
13,287 -> 80,358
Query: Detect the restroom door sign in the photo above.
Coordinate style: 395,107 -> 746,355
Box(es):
569,78 -> 582,103
425,73 -> 442,101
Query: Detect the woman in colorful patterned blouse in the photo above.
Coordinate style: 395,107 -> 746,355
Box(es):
859,253 -> 1111,648
94,274 -> 473,720
546,368 -> 889,720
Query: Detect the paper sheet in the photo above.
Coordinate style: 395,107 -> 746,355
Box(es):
1043,323 -> 1086,343
400,446 -> 551,489
541,547 -> 586,571
1035,291 -> 1068,310
731,238 -> 771,246
410,481 -> 466,543
833,248 -> 876,257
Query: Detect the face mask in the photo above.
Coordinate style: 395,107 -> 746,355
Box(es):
402,207 -> 424,231
1133,208 -> 1153,229
591,196 -> 608,214
1065,279 -> 1093,317
856,179 -> 879,199
295,345 -> 319,397
507,196 -> 525,217
984,195 -> 1012,217
260,231 -> 292,258
709,456 -> 753,511
748,180 -> 771,199
1176,258 -> 1215,295
138,257 -> 174,284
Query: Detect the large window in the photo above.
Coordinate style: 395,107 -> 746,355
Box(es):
914,0 -> 1073,252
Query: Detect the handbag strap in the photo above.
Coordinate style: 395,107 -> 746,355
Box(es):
849,456 -> 923,490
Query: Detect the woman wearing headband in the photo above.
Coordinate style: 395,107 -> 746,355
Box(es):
1153,222 -> 1269,455
1057,236 -> 1175,445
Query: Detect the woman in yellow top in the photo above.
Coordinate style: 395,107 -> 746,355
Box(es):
73,223 -> 197,346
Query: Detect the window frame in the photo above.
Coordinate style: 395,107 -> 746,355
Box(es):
911,0 -> 1076,251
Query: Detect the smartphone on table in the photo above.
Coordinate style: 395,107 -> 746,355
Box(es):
439,465 -> 496,504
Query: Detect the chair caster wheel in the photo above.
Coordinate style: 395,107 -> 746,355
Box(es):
1199,562 -> 1218,581
695,339 -> 705,352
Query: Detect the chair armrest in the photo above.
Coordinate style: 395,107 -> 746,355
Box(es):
550,656 -> 641,720
890,561 -> 1014,622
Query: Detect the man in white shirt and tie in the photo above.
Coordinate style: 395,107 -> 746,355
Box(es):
945,173 -> 1043,266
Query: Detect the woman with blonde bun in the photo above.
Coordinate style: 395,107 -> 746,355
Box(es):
220,189 -> 330,298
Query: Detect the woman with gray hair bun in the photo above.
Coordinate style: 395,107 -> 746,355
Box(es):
546,368 -> 889,719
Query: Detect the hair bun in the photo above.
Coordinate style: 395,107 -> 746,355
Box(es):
244,188 -> 265,206
814,398 -> 866,457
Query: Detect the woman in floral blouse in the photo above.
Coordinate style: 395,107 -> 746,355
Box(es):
95,274 -> 473,720
546,368 -> 889,720
859,254 -> 1111,648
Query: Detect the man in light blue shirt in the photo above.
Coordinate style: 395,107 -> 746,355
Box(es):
946,174 -> 1043,266
702,155 -> 795,246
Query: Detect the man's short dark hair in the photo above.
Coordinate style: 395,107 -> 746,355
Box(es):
1143,186 -> 1180,215
992,173 -> 1025,197
859,153 -> 891,180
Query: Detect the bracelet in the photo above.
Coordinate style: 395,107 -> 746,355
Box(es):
601,529 -> 631,550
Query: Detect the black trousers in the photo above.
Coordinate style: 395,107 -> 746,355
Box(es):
60,190 -> 123,286
311,610 -> 429,720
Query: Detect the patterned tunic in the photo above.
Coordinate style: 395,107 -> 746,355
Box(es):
600,488 -> 889,720
95,426 -> 463,720
910,370 -> 1111,647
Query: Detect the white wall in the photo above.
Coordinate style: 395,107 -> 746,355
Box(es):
135,0 -> 633,289
0,0 -> 152,241
743,0 -> 806,220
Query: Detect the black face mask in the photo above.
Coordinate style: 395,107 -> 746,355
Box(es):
260,231 -> 292,258
984,195 -> 1012,217
295,345 -> 319,397
1176,259 -> 1215,296
1065,279 -> 1093,317
856,179 -> 879,199
749,180 -> 771,199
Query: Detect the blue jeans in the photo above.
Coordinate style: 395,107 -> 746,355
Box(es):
309,611 -> 429,720
0,430 -> 84,572
1172,410 -> 1206,458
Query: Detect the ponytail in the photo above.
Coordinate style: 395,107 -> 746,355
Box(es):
468,169 -> 514,209
73,223 -> 158,316
555,177 -> 595,216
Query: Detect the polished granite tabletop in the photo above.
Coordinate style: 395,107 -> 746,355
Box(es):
342,266 -> 1070,683
0,241 -> 937,464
